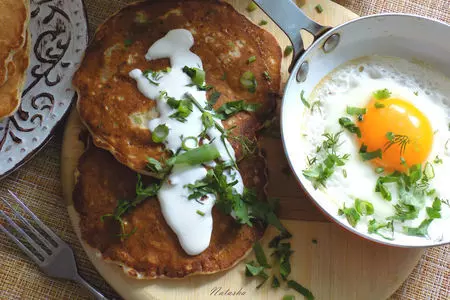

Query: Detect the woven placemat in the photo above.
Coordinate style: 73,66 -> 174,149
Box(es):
0,0 -> 449,299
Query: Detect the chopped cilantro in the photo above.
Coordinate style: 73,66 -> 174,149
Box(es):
346,106 -> 366,116
403,219 -> 433,237
373,88 -> 391,100
339,117 -> 361,137
360,149 -> 382,161
215,100 -> 260,120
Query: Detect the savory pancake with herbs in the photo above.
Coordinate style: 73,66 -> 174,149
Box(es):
73,145 -> 268,279
74,0 -> 281,174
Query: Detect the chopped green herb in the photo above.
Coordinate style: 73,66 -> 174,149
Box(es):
196,210 -> 205,216
339,117 -> 361,137
272,276 -> 280,288
207,91 -> 221,109
375,167 -> 385,174
300,90 -> 310,109
240,71 -> 257,93
311,101 -> 322,113
386,132 -> 395,141
283,296 -> 295,300
272,242 -> 293,280
182,66 -> 207,89
375,102 -> 385,108
404,219 -> 433,237
169,144 -> 220,166
315,4 -> 324,13
146,157 -> 165,174
246,1 -> 258,12
346,106 -> 366,116
259,20 -> 268,26
181,136 -> 198,151
268,230 -> 292,248
384,133 -> 409,156
426,197 -> 442,219
215,100 -> 260,120
287,280 -> 315,300
373,88 -> 391,100
167,98 -> 193,122
414,91 -> 419,96
245,261 -> 266,277
434,155 -> 443,164
338,206 -> 360,227
355,199 -> 374,216
124,39 -> 133,47
201,111 -> 214,131
360,149 -> 382,161
248,55 -> 256,64
151,124 -> 169,143
423,162 -> 435,180
101,174 -> 160,239
342,169 -> 347,178
263,71 -> 271,81
251,242 -> 269,269
284,45 -> 293,56
368,219 -> 394,240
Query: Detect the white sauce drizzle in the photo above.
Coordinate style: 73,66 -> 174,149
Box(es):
129,29 -> 243,255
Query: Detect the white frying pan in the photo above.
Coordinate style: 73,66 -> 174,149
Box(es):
255,0 -> 450,247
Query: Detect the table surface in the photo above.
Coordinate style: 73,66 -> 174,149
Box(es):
1,0 -> 449,299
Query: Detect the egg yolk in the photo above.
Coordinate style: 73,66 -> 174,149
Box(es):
358,97 -> 433,172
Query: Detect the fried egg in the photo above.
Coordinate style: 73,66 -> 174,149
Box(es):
301,56 -> 450,244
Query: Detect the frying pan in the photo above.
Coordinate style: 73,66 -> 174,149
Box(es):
254,0 -> 450,247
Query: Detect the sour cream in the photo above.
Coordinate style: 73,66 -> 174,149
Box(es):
129,29 -> 243,255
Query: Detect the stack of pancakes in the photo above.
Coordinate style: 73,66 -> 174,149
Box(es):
0,0 -> 30,119
72,0 -> 282,279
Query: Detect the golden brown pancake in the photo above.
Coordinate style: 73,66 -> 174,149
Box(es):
0,31 -> 30,119
74,0 -> 281,174
0,0 -> 29,88
73,144 -> 267,279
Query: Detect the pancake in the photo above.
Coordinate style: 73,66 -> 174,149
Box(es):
74,0 -> 281,174
73,144 -> 267,279
0,30 -> 30,119
0,0 -> 29,88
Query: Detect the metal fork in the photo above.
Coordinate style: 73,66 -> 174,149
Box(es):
0,190 -> 108,300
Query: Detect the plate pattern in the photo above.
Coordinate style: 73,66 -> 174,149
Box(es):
0,0 -> 87,177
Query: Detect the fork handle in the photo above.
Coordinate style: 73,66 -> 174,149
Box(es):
74,274 -> 109,300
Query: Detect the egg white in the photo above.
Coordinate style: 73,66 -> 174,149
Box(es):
301,56 -> 450,244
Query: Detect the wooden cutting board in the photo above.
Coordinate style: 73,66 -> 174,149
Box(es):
61,1 -> 424,299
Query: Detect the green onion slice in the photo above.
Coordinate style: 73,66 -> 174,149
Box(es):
355,199 -> 374,216
169,144 -> 220,165
182,66 -> 205,86
181,136 -> 198,151
240,71 -> 257,93
152,124 -> 169,143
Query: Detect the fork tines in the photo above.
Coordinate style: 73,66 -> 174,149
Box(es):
0,190 -> 60,265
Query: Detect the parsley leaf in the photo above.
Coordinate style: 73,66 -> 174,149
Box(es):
346,106 -> 366,116
339,117 -> 361,137
215,100 -> 260,120
360,149 -> 382,161
403,219 -> 433,237
426,197 -> 442,219
373,88 -> 391,100
338,206 -> 360,227
368,219 -> 394,240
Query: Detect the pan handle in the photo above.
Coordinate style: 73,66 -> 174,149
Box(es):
254,0 -> 330,70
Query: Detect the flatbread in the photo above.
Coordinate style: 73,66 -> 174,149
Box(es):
73,144 -> 267,279
0,30 -> 30,119
74,0 -> 281,174
0,0 -> 29,87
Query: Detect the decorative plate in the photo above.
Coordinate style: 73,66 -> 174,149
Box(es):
0,0 -> 88,178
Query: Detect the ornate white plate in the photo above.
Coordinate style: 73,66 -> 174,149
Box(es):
0,0 -> 88,177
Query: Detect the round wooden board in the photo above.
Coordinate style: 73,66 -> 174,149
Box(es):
61,1 -> 424,299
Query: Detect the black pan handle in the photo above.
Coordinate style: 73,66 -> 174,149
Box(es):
254,0 -> 330,70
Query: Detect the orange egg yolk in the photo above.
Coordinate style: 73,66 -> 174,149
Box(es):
358,97 -> 433,172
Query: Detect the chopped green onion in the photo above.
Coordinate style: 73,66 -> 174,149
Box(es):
283,296 -> 295,300
240,71 -> 257,93
272,276 -> 280,288
263,71 -> 271,81
346,106 -> 366,116
360,149 -> 382,161
287,280 -> 315,300
248,55 -> 256,64
169,144 -> 220,165
300,90 -> 310,109
196,210 -> 205,216
181,136 -> 198,151
146,157 -> 165,174
355,199 -> 374,216
182,66 -> 205,86
423,162 -> 435,180
374,102 -> 385,108
339,117 -> 361,137
373,88 -> 391,100
253,241 -> 270,268
434,155 -> 443,164
284,45 -> 293,56
338,206 -> 360,227
315,4 -> 324,13
414,91 -> 419,96
208,91 -> 221,108
259,20 -> 268,26
375,167 -> 384,174
151,124 -> 169,143
246,1 -> 257,12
